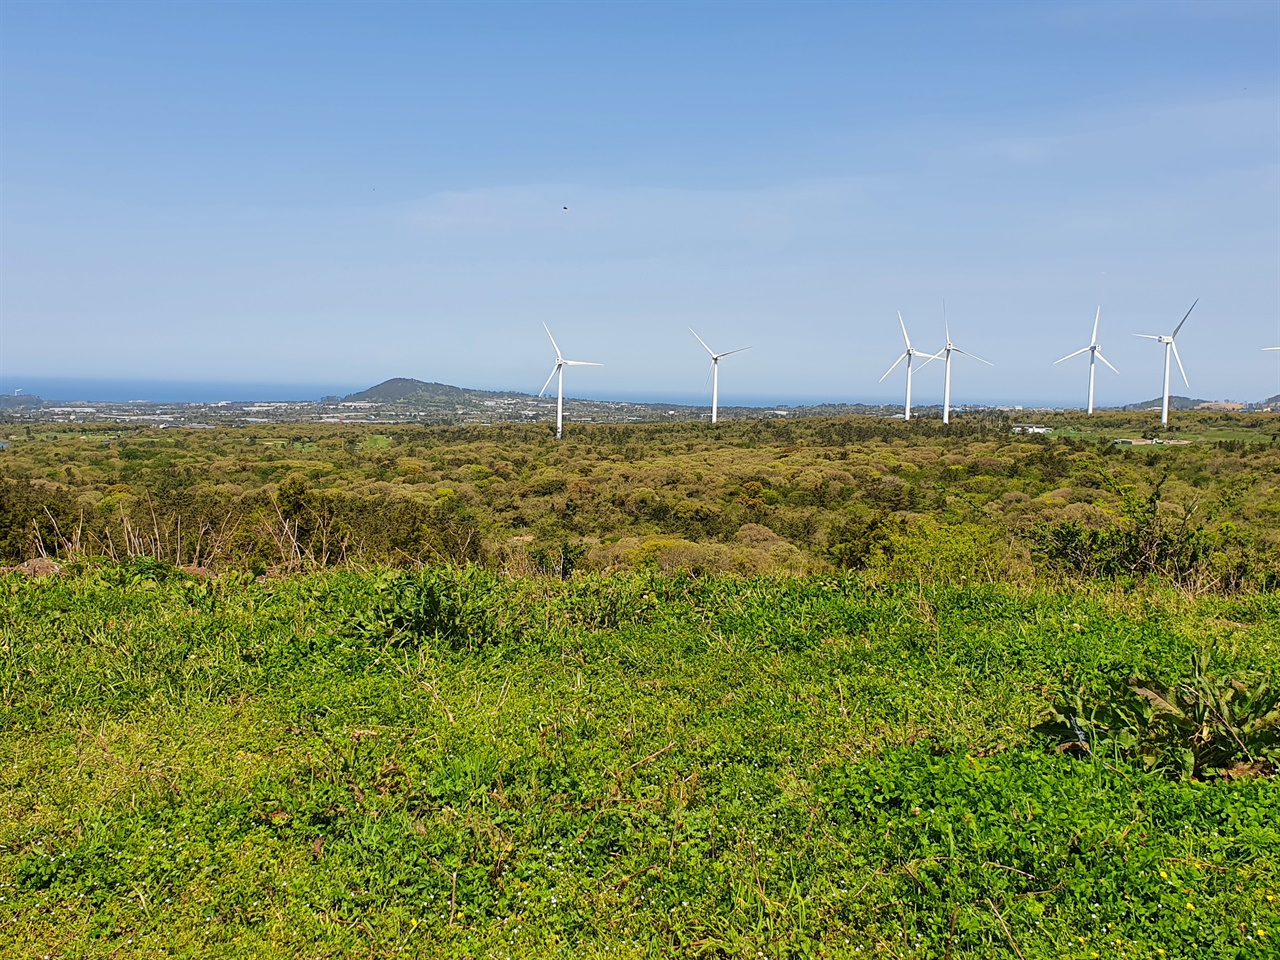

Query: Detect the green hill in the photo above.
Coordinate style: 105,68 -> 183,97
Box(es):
343,378 -> 526,404
348,378 -> 522,404
0,393 -> 45,409
1116,395 -> 1208,412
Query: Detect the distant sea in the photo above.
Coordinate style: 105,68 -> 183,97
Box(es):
0,378 -> 366,404
2,376 -> 1094,409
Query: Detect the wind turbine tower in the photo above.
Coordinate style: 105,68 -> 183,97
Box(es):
690,329 -> 750,424
1134,300 -> 1197,426
879,311 -> 937,420
934,313 -> 991,425
538,323 -> 602,440
1054,307 -> 1119,414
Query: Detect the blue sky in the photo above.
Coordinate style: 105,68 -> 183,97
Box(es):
1,0 -> 1277,405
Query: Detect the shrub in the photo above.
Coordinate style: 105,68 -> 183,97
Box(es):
348,566 -> 518,650
0,478 -> 80,561
1036,654 -> 1280,779
871,518 -> 1022,584
825,511 -> 895,570
1030,476 -> 1208,583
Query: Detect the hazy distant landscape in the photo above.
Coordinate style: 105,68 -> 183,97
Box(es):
4,375 -> 1278,433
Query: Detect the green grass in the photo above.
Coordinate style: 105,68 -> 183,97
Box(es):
2,567 -> 1277,958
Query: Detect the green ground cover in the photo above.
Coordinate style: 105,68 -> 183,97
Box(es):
2,565 -> 1276,958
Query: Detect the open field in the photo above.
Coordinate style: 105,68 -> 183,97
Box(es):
2,567 -> 1278,958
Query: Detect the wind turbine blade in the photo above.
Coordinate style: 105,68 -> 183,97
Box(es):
1097,352 -> 1120,375
1134,334 -> 1163,341
916,351 -> 942,370
562,360 -> 603,366
543,323 -> 563,360
879,352 -> 908,382
1264,347 -> 1280,352
1172,298 -> 1198,338
954,347 -> 992,366
702,361 -> 714,393
716,346 -> 751,359
690,328 -> 716,357
1091,306 -> 1100,346
898,311 -> 911,349
1171,341 -> 1189,387
538,364 -> 559,397
1054,346 -> 1091,364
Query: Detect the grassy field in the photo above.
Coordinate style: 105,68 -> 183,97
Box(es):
2,564 -> 1277,958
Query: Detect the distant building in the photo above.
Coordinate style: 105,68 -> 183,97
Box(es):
1010,424 -> 1051,434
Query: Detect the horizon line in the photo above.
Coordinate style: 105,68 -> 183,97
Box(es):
1,375 -> 1271,411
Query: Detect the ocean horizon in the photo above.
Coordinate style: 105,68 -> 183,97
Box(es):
0,378 -> 367,405
0,376 -> 1211,410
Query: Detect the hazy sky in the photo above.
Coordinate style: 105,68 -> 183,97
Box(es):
2,0 -> 1278,405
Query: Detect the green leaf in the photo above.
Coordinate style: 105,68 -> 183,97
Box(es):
1132,685 -> 1185,719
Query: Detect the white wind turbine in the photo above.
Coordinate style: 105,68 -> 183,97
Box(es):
690,329 -> 750,424
934,313 -> 991,424
1054,307 -> 1119,415
538,323 -> 602,440
878,311 -> 938,421
1134,299 -> 1197,426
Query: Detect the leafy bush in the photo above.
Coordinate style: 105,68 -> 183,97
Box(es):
0,478 -> 79,561
527,539 -> 586,579
1037,654 -> 1280,779
347,566 -> 519,650
1031,476 -> 1208,582
873,518 -> 1023,584
1200,521 -> 1280,592
539,574 -> 663,630
825,510 -> 896,570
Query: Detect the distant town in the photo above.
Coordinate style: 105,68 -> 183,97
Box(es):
0,377 -> 1275,429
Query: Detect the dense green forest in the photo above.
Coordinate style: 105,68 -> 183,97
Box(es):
2,414 -> 1278,957
3,412 -> 1279,588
